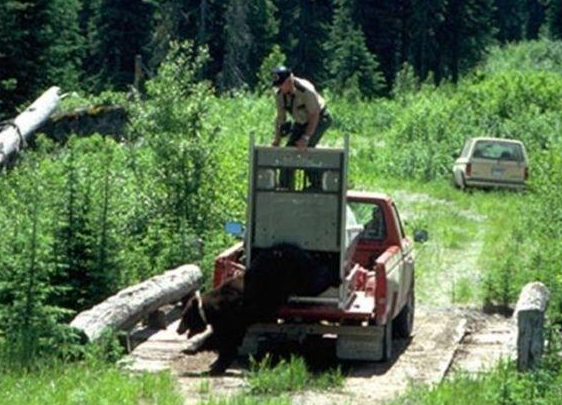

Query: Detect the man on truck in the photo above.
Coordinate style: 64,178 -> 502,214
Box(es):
270,66 -> 332,150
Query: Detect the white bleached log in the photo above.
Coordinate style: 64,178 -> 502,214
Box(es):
514,282 -> 550,371
70,264 -> 202,342
0,86 -> 61,166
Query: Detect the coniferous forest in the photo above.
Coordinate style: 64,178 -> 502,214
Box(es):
1,0 -> 558,118
2,1 -> 562,405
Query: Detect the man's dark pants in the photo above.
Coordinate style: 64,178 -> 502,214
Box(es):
280,110 -> 332,189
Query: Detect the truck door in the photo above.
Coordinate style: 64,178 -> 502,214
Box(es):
391,203 -> 414,314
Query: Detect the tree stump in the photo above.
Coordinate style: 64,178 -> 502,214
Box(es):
514,282 -> 550,371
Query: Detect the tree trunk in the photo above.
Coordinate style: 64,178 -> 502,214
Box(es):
514,281 -> 550,371
70,264 -> 202,342
0,86 -> 61,167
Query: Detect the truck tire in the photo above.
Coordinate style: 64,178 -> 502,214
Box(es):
382,321 -> 393,362
393,287 -> 415,339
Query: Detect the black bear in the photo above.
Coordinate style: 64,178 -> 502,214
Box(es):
177,243 -> 338,374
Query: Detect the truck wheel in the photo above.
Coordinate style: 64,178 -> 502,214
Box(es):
394,288 -> 415,338
382,321 -> 393,362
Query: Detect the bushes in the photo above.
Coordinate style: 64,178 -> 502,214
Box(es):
483,144 -> 562,319
0,41 -> 229,365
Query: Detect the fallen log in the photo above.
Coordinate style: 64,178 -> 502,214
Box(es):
0,86 -> 61,167
514,282 -> 550,371
70,264 -> 202,342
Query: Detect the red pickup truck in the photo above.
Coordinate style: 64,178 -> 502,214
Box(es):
213,142 -> 418,361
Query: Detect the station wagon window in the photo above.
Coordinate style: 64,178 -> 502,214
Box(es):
348,202 -> 387,241
472,141 -> 524,162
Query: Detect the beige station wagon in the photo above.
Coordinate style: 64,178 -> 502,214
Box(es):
452,137 -> 529,190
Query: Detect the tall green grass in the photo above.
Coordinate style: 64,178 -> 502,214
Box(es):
247,355 -> 343,395
390,358 -> 562,405
0,361 -> 183,405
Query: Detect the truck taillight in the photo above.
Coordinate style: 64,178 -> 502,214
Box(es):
466,163 -> 472,177
524,167 -> 529,180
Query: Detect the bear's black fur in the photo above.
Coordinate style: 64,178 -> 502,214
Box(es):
177,243 -> 339,374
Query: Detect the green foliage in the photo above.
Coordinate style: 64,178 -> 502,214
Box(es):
0,41 -> 228,365
483,40 -> 562,74
392,62 -> 419,99
272,0 -> 332,83
256,44 -> 287,94
548,0 -> 562,39
0,361 -> 183,405
493,0 -> 527,42
247,0 -> 279,84
483,143 -> 562,318
437,0 -> 495,83
220,0 -> 252,91
86,0 -> 155,91
0,0 -> 83,117
391,353 -> 562,405
247,355 -> 343,395
324,0 -> 385,98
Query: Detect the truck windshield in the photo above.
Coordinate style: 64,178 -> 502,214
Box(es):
348,202 -> 386,241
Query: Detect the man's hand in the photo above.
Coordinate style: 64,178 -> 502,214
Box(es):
271,138 -> 281,147
296,136 -> 310,150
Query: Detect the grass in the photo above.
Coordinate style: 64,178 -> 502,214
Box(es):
356,176 -> 527,306
389,358 -> 562,405
246,355 -> 344,395
0,360 -> 183,405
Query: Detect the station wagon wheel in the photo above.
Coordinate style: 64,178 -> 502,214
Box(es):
459,173 -> 466,190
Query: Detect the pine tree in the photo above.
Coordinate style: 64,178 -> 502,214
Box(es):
0,158 -> 65,367
256,44 -> 287,93
437,0 -> 495,83
526,0 -> 546,39
408,0 -> 446,82
34,0 -> 83,92
247,0 -> 279,88
353,0 -> 403,91
220,0 -> 252,91
52,146 -> 96,312
324,0 -> 385,98
0,0 -> 83,116
548,0 -> 562,39
88,0 -> 155,91
272,0 -> 332,84
91,140 -> 120,301
493,0 -> 526,42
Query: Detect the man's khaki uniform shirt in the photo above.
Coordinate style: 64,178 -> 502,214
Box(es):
275,77 -> 325,124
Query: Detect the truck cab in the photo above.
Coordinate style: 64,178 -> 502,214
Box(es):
213,142 -> 415,361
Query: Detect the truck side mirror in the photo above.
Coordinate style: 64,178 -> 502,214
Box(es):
413,229 -> 429,243
225,221 -> 245,239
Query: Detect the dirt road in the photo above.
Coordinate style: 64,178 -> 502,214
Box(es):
124,305 -> 514,405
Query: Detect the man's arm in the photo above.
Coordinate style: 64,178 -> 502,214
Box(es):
272,109 -> 286,146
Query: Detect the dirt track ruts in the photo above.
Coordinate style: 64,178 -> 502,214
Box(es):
123,305 -> 514,405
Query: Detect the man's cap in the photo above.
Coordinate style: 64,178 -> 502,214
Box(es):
272,66 -> 292,86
